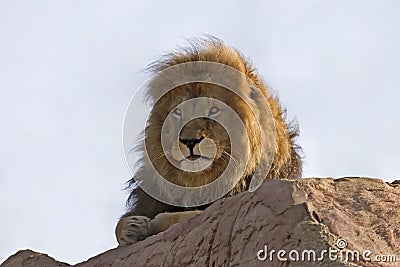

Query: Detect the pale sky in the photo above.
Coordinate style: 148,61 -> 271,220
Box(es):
1,0 -> 399,264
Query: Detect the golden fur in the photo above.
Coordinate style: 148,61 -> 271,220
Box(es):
142,37 -> 301,192
116,37 -> 302,246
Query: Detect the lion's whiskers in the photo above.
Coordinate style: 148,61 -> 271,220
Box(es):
221,150 -> 239,169
150,151 -> 169,162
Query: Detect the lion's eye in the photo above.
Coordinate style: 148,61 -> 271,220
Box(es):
172,107 -> 182,118
208,106 -> 221,117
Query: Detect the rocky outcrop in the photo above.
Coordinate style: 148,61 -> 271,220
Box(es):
2,178 -> 399,267
0,250 -> 69,267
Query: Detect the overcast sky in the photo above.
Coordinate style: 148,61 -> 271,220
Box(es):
1,0 -> 399,264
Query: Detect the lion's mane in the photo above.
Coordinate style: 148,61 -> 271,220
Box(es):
127,37 -> 302,210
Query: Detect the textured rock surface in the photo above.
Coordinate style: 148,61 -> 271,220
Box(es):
0,250 -> 69,267
2,178 -> 399,267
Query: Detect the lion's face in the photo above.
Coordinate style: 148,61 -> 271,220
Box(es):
145,83 -> 262,188
169,98 -> 229,170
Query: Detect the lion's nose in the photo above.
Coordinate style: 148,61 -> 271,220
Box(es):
179,136 -> 205,151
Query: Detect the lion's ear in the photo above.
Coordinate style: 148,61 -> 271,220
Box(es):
248,85 -> 267,113
249,86 -> 258,103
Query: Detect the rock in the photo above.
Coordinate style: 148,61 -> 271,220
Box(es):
2,178 -> 399,267
0,250 -> 69,267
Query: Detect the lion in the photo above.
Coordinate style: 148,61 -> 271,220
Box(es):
116,37 -> 302,246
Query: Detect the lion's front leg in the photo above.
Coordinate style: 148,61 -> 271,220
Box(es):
148,210 -> 203,234
116,210 -> 202,246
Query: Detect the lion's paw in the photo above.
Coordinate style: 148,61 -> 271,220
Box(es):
116,215 -> 151,246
